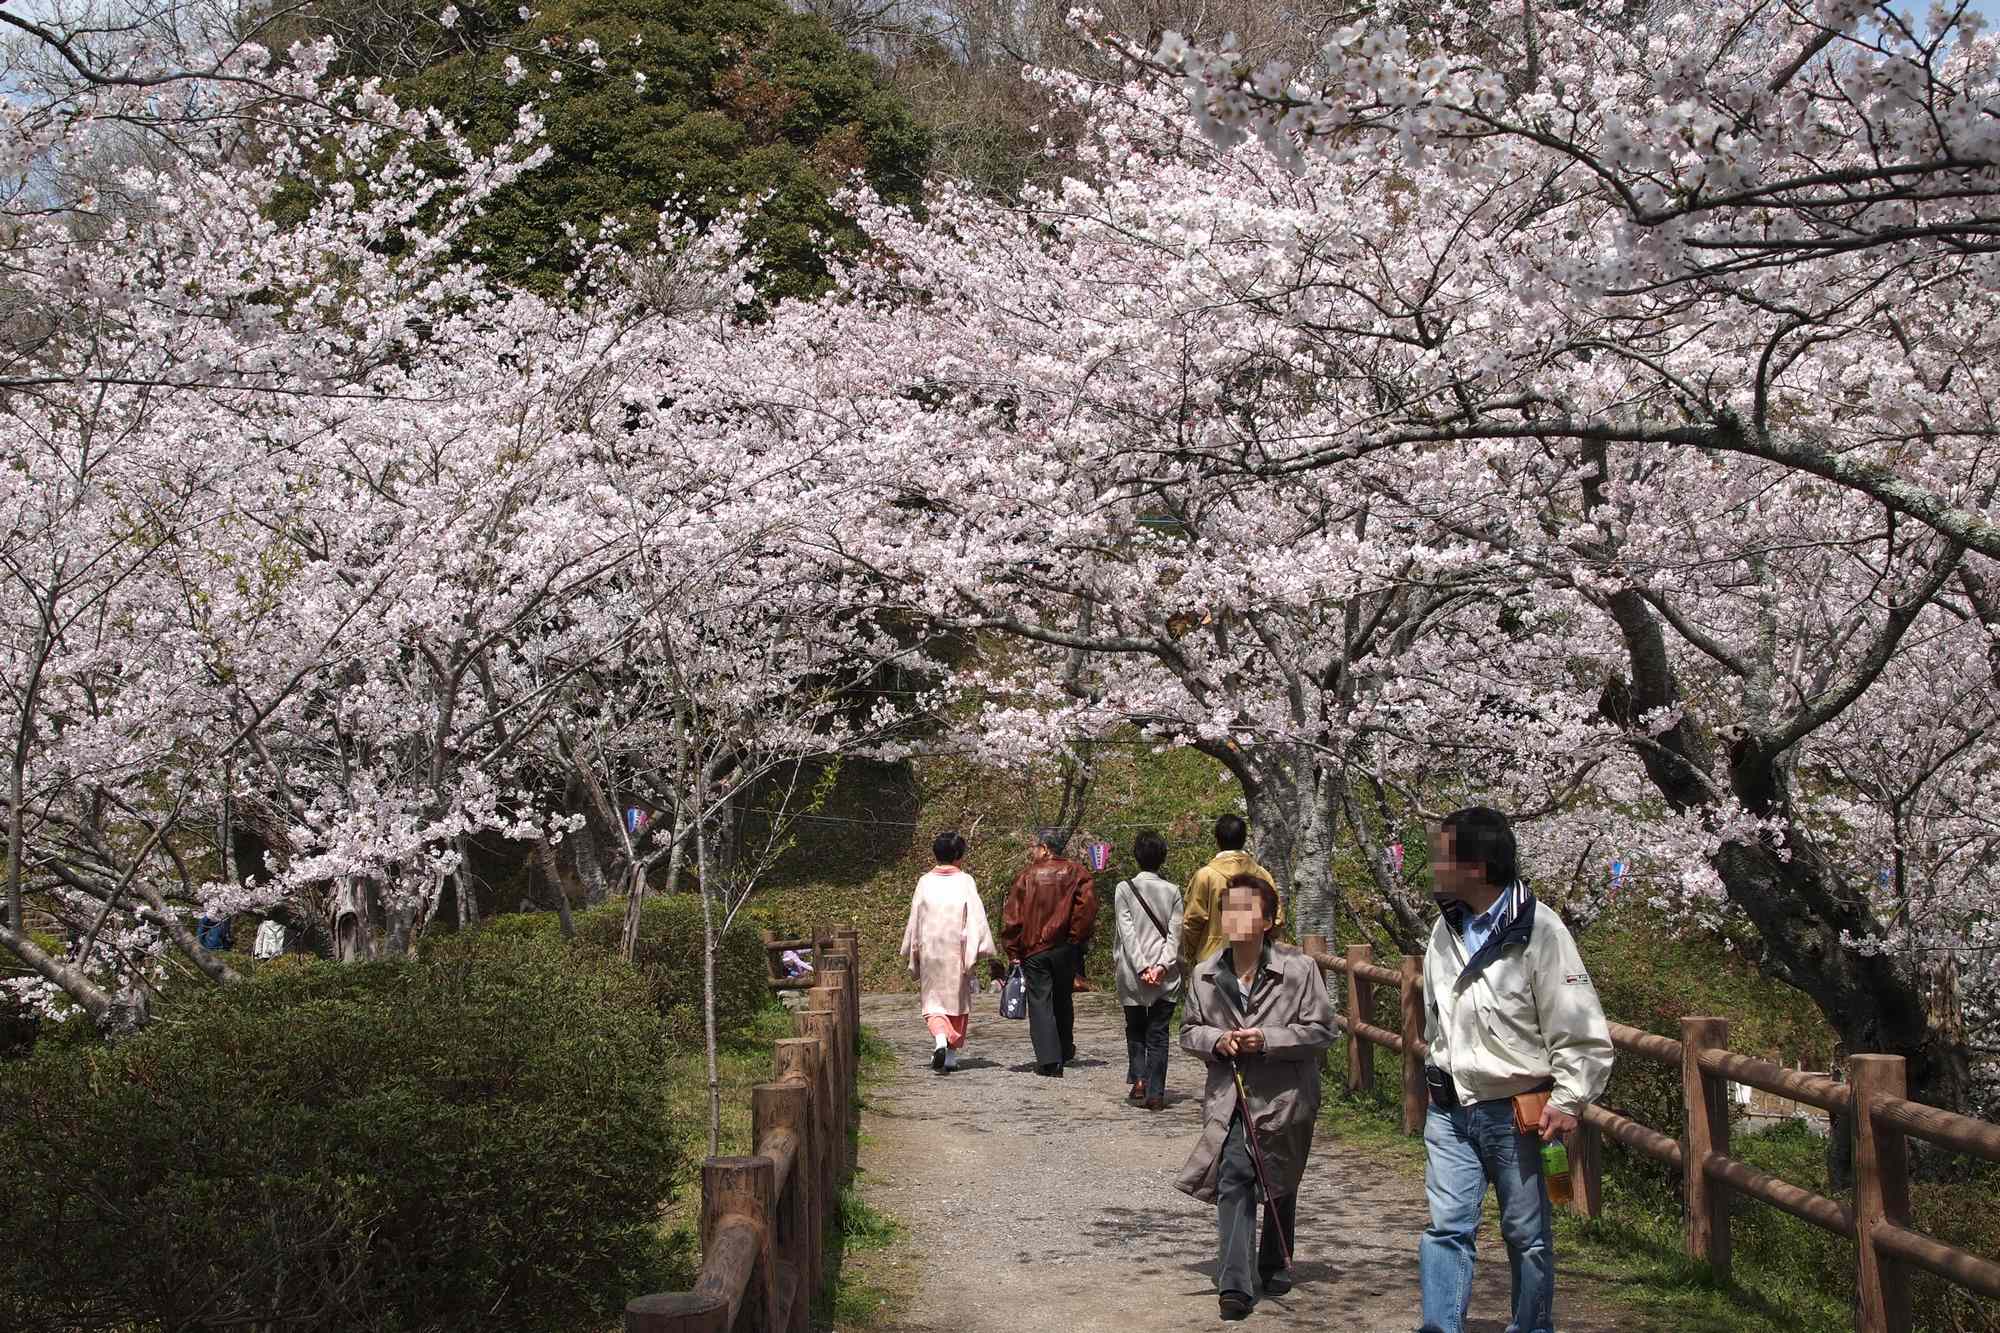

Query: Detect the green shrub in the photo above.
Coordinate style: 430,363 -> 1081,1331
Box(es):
454,895 -> 772,1046
0,935 -> 680,1333
573,897 -> 771,1045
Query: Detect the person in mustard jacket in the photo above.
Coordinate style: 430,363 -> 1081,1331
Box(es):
1179,813 -> 1282,967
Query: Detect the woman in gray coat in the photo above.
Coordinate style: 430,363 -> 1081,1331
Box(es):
1114,829 -> 1183,1109
1178,873 -> 1336,1320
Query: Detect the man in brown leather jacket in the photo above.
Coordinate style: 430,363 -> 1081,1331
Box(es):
1002,827 -> 1099,1076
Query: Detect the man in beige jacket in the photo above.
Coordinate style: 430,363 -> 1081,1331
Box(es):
1418,806 -> 1613,1333
1179,814 -> 1281,968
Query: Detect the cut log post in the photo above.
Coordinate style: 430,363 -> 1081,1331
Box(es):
1570,1118 -> 1604,1220
698,1157 -> 775,1331
1852,1054 -> 1913,1333
772,1037 -> 825,1300
1399,955 -> 1426,1135
800,1009 -> 841,1219
1347,944 -> 1376,1093
1682,1017 -> 1732,1281
753,1079 -> 812,1333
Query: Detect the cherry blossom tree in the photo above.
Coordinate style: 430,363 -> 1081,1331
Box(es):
757,61 -> 2000,1110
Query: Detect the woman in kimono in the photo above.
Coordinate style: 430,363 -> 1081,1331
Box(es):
900,830 -> 996,1074
1178,873 -> 1336,1320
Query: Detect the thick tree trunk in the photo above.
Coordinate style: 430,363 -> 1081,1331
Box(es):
1717,739 -> 1966,1114
1283,776 -> 1338,940
1582,446 -> 1970,1113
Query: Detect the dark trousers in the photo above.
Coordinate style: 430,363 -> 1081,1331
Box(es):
1022,945 -> 1075,1068
1216,1113 -> 1297,1299
1123,998 -> 1172,1096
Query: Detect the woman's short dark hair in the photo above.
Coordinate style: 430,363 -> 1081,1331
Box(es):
1223,872 -> 1279,925
1440,806 -> 1516,888
1214,813 -> 1249,851
933,830 -> 968,865
1132,830 -> 1168,872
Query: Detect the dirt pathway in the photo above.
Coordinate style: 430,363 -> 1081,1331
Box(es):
847,990 -> 1651,1333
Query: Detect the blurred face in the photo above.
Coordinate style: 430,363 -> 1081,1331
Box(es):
1428,827 -> 1482,905
1221,884 -> 1269,944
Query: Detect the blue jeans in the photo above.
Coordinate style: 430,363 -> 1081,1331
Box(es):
1418,1101 -> 1554,1333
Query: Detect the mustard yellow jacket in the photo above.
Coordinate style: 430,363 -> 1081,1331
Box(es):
1178,851 -> 1280,967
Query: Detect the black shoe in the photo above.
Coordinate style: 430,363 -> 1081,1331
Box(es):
1260,1271 -> 1292,1297
1062,1047 -> 1078,1065
1035,1063 -> 1064,1077
1219,1294 -> 1253,1321
932,1046 -> 947,1072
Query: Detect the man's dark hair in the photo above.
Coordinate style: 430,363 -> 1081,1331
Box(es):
1223,872 -> 1279,925
1034,826 -> 1070,857
1132,830 -> 1168,872
933,830 -> 968,865
1441,806 -> 1517,888
1214,813 -> 1248,851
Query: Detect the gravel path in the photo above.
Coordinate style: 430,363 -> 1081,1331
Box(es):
849,990 -> 1643,1333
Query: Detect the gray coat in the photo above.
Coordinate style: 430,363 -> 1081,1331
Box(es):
1176,940 -> 1336,1204
1113,871 -> 1184,1007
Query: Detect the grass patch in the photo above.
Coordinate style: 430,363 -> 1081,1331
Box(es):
837,1187 -> 901,1250
656,1002 -> 802,1288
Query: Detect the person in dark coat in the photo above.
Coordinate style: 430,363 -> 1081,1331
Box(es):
1002,826 -> 1098,1077
1178,874 -> 1335,1320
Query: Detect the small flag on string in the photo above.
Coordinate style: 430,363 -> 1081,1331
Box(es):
1084,840 -> 1113,871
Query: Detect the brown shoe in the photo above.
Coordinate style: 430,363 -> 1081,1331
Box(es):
1145,1095 -> 1166,1111
1128,1081 -> 1147,1102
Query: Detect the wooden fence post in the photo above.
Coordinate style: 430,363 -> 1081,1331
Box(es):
1569,1118 -> 1603,1220
772,1038 -> 825,1301
1301,935 -> 1330,1073
1346,944 -> 1376,1093
702,1157 -> 775,1332
753,1080 -> 813,1333
800,1009 -> 841,1214
1399,955 -> 1426,1136
1681,1016 -> 1731,1281
1852,1054 -> 1913,1333
838,926 -> 861,1019
824,951 -> 856,1041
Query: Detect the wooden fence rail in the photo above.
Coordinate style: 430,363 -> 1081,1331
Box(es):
1300,935 -> 2000,1333
627,925 -> 864,1333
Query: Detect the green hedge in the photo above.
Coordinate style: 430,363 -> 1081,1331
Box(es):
448,895 -> 772,1046
0,935 -> 680,1333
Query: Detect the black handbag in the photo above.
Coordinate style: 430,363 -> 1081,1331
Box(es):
999,962 -> 1027,1020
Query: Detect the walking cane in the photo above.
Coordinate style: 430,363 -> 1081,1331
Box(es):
1232,1057 -> 1295,1272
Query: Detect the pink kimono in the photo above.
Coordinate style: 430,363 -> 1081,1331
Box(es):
899,866 -> 996,1048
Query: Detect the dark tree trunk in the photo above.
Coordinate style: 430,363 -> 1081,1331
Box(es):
1584,447 -> 1970,1116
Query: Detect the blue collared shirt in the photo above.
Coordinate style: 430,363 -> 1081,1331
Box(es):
1459,900 -> 1503,960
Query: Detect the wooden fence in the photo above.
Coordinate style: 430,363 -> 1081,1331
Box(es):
1300,936 -> 2000,1333
626,926 -> 864,1333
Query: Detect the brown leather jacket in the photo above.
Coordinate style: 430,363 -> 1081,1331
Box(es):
1002,856 -> 1099,962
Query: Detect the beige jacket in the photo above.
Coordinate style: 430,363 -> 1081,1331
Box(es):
1422,883 -> 1614,1116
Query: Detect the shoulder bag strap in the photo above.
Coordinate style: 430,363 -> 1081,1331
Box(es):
1127,880 -> 1173,944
